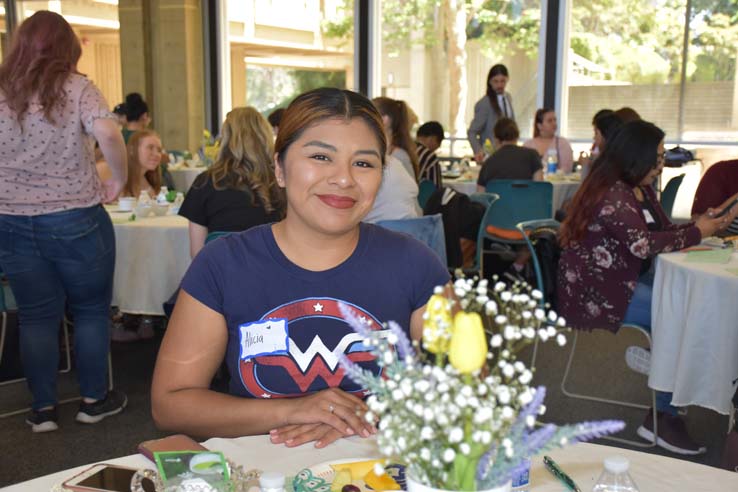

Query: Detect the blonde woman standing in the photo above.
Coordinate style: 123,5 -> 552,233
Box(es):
179,107 -> 284,258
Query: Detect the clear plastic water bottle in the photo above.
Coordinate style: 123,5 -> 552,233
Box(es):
546,148 -> 558,176
592,456 -> 640,492
156,186 -> 169,205
259,472 -> 286,492
170,191 -> 184,214
138,190 -> 152,206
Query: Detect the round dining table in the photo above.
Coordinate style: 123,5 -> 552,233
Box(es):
169,165 -> 206,193
650,247 -> 738,415
3,435 -> 736,491
106,207 -> 191,316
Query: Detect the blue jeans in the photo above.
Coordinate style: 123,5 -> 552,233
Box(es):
0,205 -> 115,410
622,270 -> 677,416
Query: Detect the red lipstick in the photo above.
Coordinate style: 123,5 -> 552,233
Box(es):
317,194 -> 357,209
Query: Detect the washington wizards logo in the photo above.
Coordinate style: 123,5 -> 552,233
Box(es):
238,298 -> 387,398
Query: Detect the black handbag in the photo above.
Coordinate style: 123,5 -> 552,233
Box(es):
664,146 -> 694,167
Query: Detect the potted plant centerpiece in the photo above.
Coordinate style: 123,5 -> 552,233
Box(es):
339,277 -> 624,492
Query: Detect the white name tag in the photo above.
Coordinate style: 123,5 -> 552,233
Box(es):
239,318 -> 289,361
643,209 -> 655,224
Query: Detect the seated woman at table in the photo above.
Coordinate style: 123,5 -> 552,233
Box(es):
122,130 -> 163,198
151,88 -> 450,446
178,107 -> 284,258
476,118 -> 542,192
373,97 -> 420,181
523,108 -> 574,173
558,120 -> 736,455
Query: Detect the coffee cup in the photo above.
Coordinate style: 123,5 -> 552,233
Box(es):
119,197 -> 136,212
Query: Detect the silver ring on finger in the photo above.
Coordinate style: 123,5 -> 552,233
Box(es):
328,404 -> 335,414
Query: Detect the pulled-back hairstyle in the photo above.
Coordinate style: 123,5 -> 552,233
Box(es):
372,96 -> 418,180
533,108 -> 555,138
275,88 -> 387,168
0,11 -> 82,125
206,107 -> 284,215
560,120 -> 665,246
494,117 -> 519,142
124,130 -> 162,198
485,64 -> 509,117
123,93 -> 149,122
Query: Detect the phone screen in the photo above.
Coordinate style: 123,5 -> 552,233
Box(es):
76,467 -> 155,492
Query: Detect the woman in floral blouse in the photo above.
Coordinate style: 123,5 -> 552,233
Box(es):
558,120 -> 736,456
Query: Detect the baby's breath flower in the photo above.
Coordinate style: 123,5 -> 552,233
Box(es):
449,427 -> 464,443
460,443 -> 471,455
443,449 -> 456,463
556,333 -> 567,346
495,281 -> 506,292
491,334 -> 503,347
500,291 -> 512,302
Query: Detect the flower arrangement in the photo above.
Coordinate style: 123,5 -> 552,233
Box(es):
199,129 -> 220,167
339,277 -> 624,491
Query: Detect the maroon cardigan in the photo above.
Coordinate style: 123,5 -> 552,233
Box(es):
557,181 -> 701,332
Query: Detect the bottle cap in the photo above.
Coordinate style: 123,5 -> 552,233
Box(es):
603,455 -> 629,474
259,472 -> 286,490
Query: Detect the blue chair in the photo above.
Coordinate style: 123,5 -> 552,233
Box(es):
376,214 -> 447,266
465,193 -> 499,272
206,231 -> 232,244
478,180 -> 552,274
417,180 -> 436,209
660,174 -> 685,220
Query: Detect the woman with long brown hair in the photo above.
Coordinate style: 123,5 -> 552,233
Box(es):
0,11 -> 127,432
179,107 -> 284,258
372,97 -> 419,181
523,108 -> 574,173
122,130 -> 163,198
558,120 -> 736,455
151,88 -> 449,445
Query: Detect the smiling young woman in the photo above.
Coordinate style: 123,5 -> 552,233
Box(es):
151,88 -> 450,447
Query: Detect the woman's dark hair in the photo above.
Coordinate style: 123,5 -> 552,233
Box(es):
275,88 -> 387,168
124,92 -> 148,122
268,108 -> 284,128
113,103 -> 126,116
493,117 -> 519,142
614,106 -> 641,123
560,120 -> 665,246
533,107 -> 555,138
485,64 -> 509,117
373,97 -> 419,180
591,108 -> 613,125
0,11 -> 81,125
595,112 -> 623,145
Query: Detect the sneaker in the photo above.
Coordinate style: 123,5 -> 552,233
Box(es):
111,322 -> 140,342
625,345 -> 651,375
637,408 -> 707,455
137,316 -> 155,340
76,389 -> 128,424
26,407 -> 59,433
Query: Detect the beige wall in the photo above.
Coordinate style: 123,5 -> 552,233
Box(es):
75,30 -> 122,108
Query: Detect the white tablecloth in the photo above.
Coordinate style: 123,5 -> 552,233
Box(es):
108,210 -> 191,315
4,435 -> 737,491
445,179 -> 580,218
650,250 -> 738,414
169,166 -> 206,192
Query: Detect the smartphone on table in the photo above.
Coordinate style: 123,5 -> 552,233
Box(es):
62,463 -> 155,492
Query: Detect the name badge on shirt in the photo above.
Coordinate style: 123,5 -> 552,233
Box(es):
643,209 -> 656,224
239,318 -> 289,360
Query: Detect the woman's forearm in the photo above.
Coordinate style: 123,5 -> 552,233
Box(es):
152,387 -> 294,438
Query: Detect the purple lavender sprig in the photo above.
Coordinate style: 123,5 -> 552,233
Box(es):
386,320 -> 415,359
337,353 -> 381,390
338,302 -> 375,339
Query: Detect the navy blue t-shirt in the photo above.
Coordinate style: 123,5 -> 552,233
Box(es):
181,222 -> 450,399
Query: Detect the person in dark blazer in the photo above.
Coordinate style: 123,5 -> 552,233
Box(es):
468,64 -> 514,163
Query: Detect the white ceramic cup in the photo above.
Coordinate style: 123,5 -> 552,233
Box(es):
119,197 -> 136,212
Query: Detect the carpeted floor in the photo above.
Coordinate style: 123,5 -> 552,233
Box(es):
0,323 -> 733,488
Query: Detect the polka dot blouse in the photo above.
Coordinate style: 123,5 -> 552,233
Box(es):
0,73 -> 116,215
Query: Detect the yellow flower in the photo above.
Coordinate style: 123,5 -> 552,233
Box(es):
449,312 -> 487,374
422,294 -> 453,354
